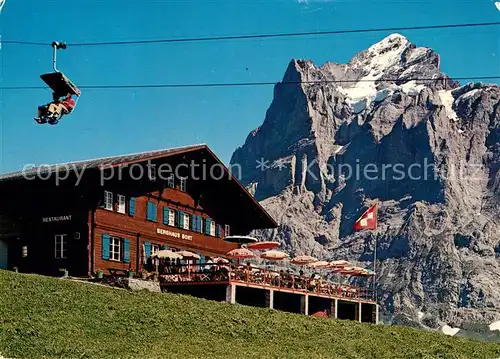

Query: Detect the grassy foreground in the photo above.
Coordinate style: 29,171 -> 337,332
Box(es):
0,271 -> 499,359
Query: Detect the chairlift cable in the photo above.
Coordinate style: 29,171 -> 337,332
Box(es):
2,21 -> 500,47
2,76 -> 500,91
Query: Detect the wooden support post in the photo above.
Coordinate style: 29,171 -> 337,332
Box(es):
358,302 -> 362,323
334,299 -> 338,319
226,284 -> 236,304
269,290 -> 274,309
300,295 -> 308,315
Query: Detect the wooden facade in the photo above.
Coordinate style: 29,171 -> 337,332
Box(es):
0,145 -> 277,276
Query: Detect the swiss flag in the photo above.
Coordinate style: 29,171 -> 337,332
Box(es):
353,203 -> 377,231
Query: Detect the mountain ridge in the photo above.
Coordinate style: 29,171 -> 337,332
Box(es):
230,33 -> 500,330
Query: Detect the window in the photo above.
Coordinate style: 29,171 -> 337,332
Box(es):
102,234 -> 130,263
168,209 -> 176,226
104,191 -> 113,210
151,244 -> 160,256
225,224 -> 230,237
183,213 -> 190,230
167,174 -> 175,188
117,194 -> 126,214
55,234 -> 67,259
210,221 -> 216,236
180,177 -> 187,192
109,236 -> 121,261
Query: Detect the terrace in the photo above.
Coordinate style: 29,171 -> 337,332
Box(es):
154,259 -> 378,323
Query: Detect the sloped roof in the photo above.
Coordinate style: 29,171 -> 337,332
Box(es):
0,143 -> 278,229
0,144 -> 206,182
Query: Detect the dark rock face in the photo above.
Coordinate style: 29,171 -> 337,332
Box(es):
230,34 -> 500,329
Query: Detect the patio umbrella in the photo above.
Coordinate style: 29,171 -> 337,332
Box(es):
328,260 -> 351,268
177,250 -> 201,260
226,248 -> 256,266
248,241 -> 280,250
290,255 -> 317,265
223,236 -> 258,244
213,257 -> 229,264
307,260 -> 330,268
260,250 -> 289,261
226,248 -> 256,259
177,251 -> 201,274
153,250 -> 182,260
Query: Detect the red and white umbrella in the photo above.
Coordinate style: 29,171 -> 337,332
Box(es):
247,241 -> 280,250
213,257 -> 229,264
260,250 -> 289,261
328,260 -> 351,268
308,260 -> 330,268
291,255 -> 317,265
226,248 -> 256,259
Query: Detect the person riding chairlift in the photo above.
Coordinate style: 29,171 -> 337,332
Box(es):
35,93 -> 76,124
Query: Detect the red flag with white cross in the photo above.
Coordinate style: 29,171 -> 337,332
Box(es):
354,203 -> 377,231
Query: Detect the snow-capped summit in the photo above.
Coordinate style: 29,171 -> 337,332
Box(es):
231,34 -> 500,329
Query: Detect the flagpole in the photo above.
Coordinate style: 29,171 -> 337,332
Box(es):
372,233 -> 377,300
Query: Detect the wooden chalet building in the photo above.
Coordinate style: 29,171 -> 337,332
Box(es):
0,144 -> 277,277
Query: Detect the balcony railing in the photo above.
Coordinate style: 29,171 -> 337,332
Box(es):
156,263 -> 376,302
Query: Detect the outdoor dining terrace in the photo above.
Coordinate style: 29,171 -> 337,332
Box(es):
146,237 -> 379,323
157,262 -> 376,303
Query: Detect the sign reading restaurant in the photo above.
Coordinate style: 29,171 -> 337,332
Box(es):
156,228 -> 193,241
42,215 -> 72,223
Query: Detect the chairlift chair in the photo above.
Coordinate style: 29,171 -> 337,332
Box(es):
36,41 -> 81,125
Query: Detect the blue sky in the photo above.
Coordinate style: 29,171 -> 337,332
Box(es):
0,0 -> 499,174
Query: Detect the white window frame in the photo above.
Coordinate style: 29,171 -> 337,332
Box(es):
210,221 -> 216,236
54,234 -> 67,259
151,244 -> 160,256
167,174 -> 175,188
168,209 -> 176,226
183,213 -> 190,230
180,177 -> 187,192
104,191 -> 113,210
117,194 -> 126,214
224,224 -> 230,237
109,236 -> 121,261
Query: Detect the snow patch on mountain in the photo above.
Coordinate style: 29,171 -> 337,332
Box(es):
438,89 -> 459,121
441,325 -> 461,336
490,321 -> 500,332
400,80 -> 426,95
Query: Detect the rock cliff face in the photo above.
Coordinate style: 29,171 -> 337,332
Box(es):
230,34 -> 500,329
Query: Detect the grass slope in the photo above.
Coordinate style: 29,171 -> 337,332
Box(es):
0,271 -> 499,359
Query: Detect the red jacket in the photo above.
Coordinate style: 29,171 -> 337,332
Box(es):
61,97 -> 75,112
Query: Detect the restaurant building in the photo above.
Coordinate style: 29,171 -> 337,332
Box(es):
0,144 -> 277,277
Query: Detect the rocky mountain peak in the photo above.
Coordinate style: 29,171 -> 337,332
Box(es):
231,34 -> 500,330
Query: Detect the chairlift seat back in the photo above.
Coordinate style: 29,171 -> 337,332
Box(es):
40,71 -> 81,97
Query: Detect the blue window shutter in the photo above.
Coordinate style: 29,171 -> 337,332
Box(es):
179,211 -> 184,228
217,224 -> 221,237
146,202 -> 151,220
102,234 -> 110,260
205,219 -> 211,234
129,197 -> 135,216
123,238 -> 130,263
147,202 -> 157,221
163,206 -> 169,225
144,241 -> 151,259
201,255 -> 205,264
198,217 -> 202,233
192,215 -> 197,231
